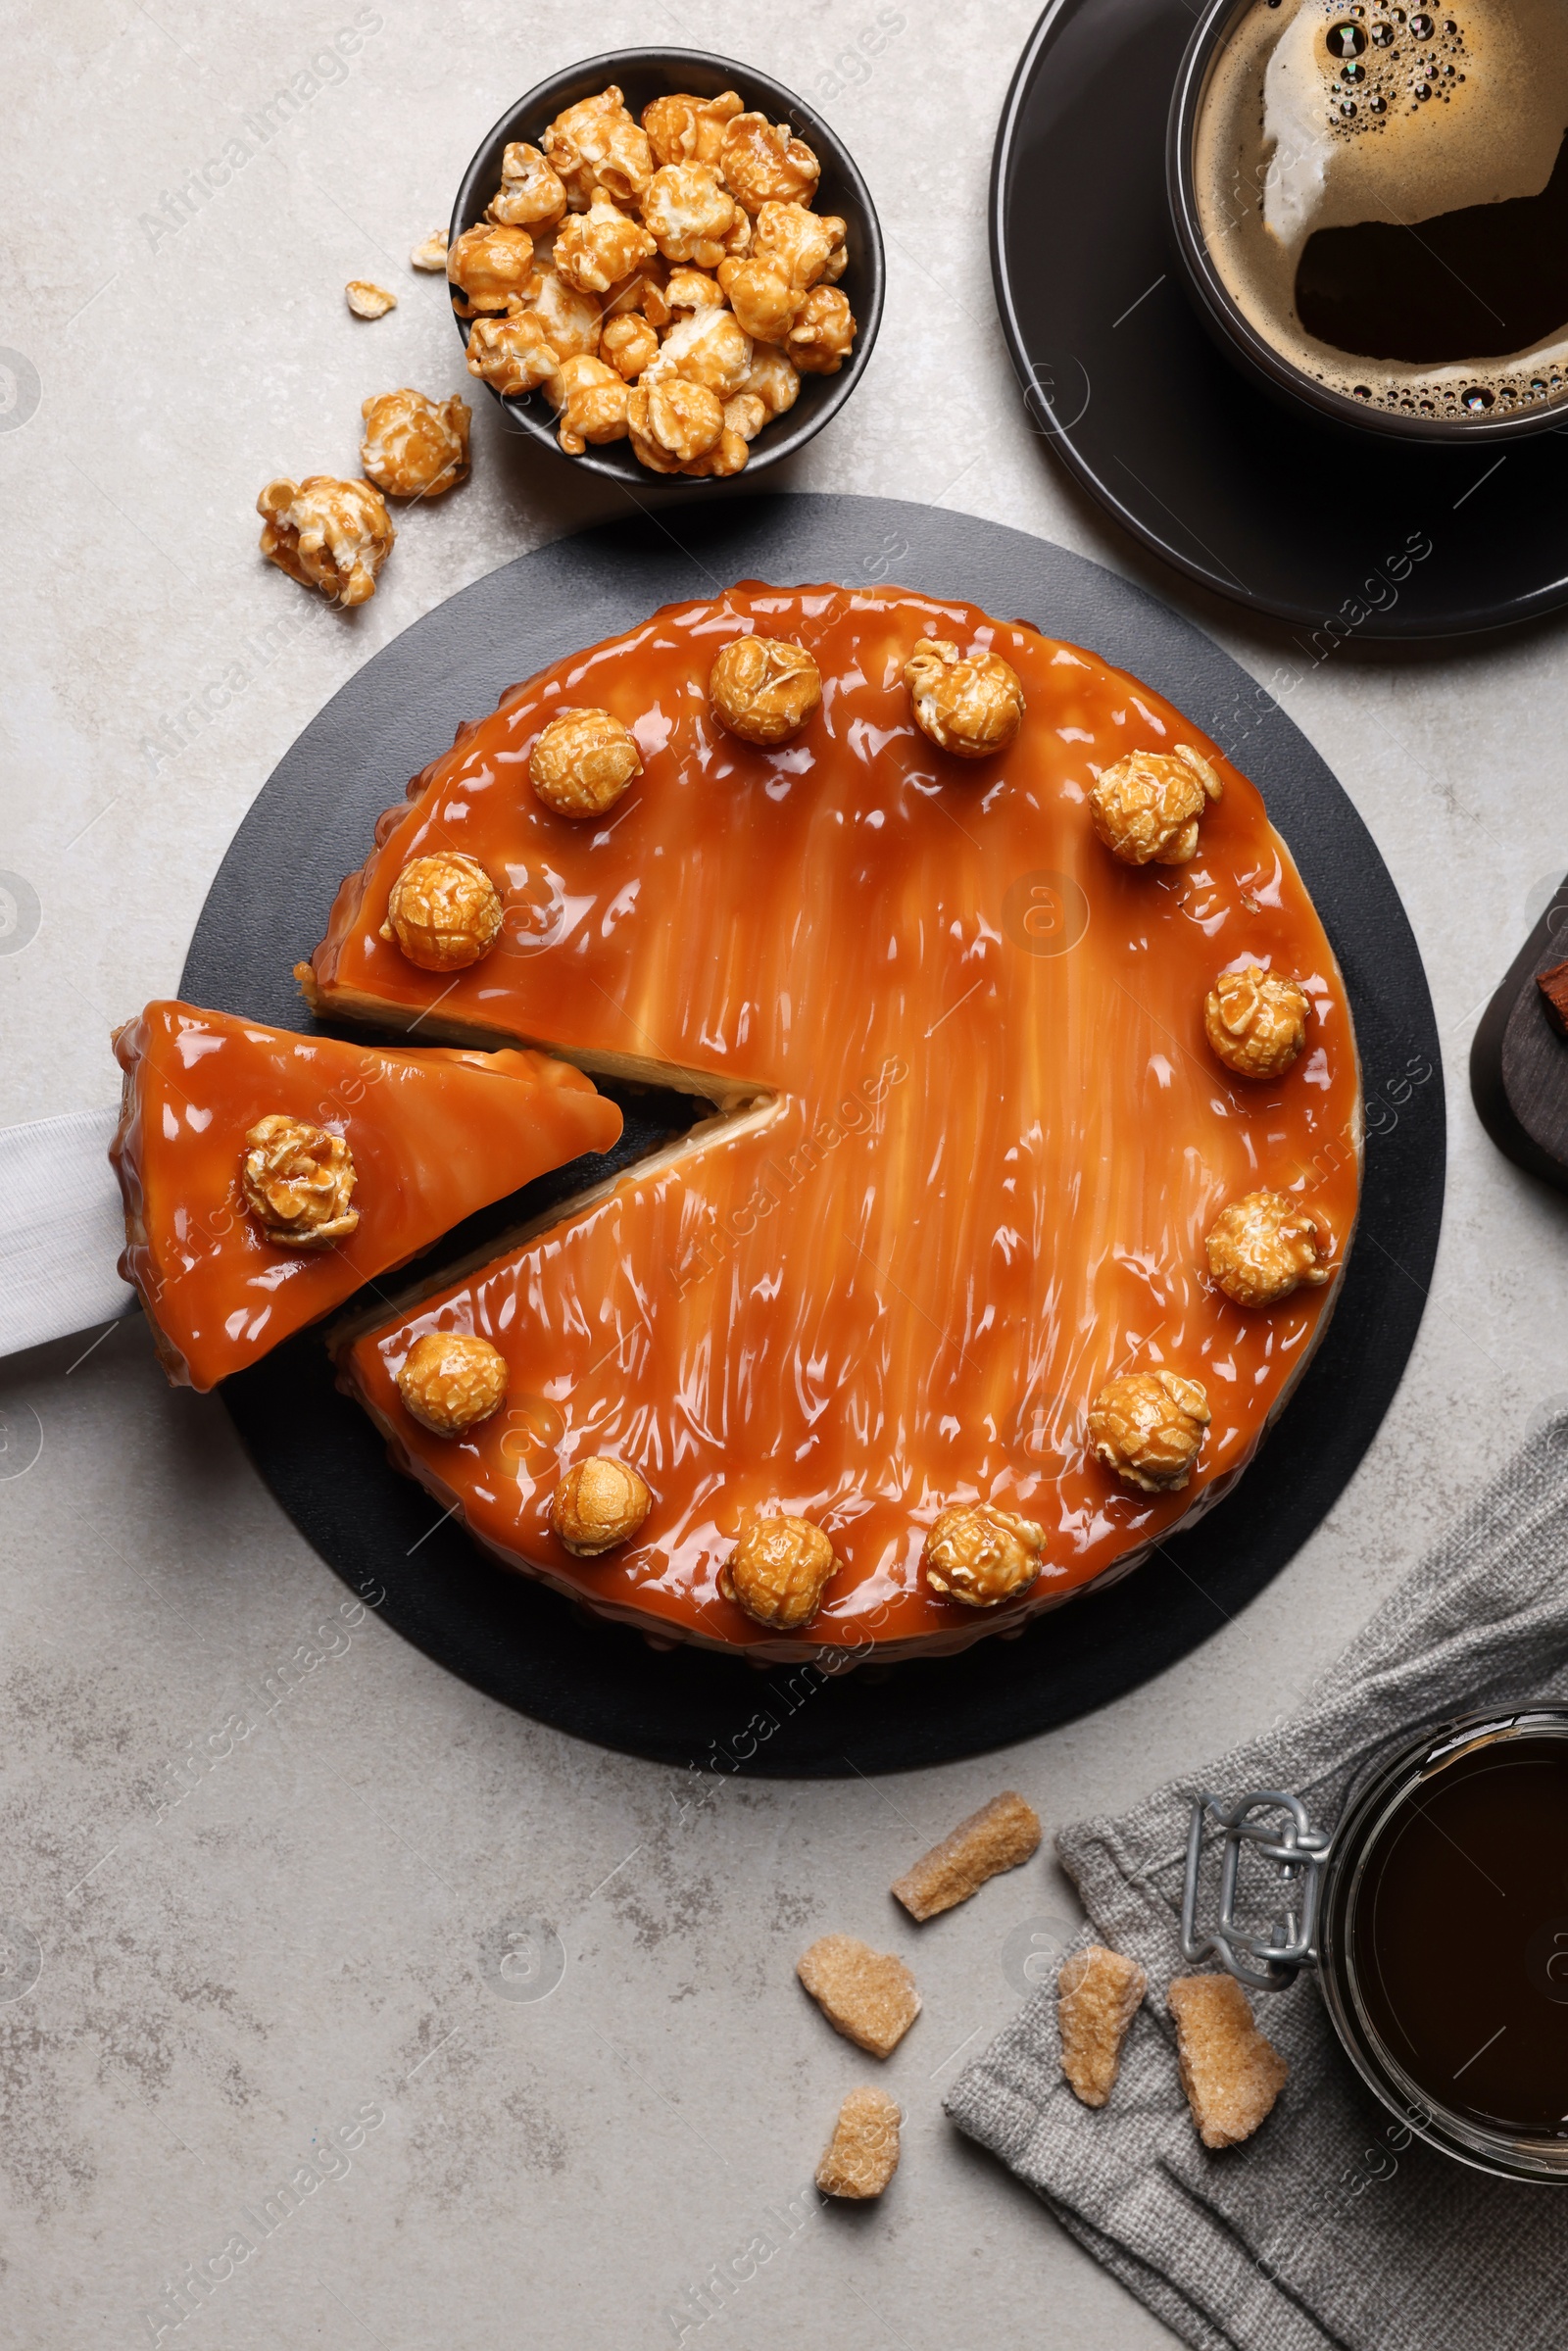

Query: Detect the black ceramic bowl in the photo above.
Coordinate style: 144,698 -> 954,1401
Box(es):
450,49 -> 884,483
1166,0 -> 1568,444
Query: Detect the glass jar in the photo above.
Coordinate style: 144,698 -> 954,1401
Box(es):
1181,1709 -> 1568,2182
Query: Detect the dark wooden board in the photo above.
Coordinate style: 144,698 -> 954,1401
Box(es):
1471,876 -> 1568,1193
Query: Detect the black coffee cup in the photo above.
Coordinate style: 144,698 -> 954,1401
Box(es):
1167,0 -> 1568,442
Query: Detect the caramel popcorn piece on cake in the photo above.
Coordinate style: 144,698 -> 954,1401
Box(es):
257,475 -> 393,607
1088,1370 -> 1210,1494
709,634 -> 822,745
1089,744 -> 1222,867
1204,965 -> 1309,1081
797,1935 -> 920,2059
1205,1190 -> 1332,1308
1057,1944 -> 1148,2108
241,1116 -> 359,1249
922,1502 -> 1046,1606
815,2086 -> 901,2199
360,389 -> 470,500
904,640 -> 1025,761
380,852 -> 503,970
550,1456 -> 651,1556
1167,1974 -> 1288,2149
395,1332 -> 509,1438
345,278 -> 396,318
891,1791 -> 1043,1922
720,1515 -> 840,1630
486,141 -> 567,230
529,707 -> 643,818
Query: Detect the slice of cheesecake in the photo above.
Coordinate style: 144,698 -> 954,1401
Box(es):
110,1001 -> 621,1390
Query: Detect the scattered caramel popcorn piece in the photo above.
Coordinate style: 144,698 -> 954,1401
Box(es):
815,2087 -> 901,2200
754,199 -> 846,293
1204,964 -> 1309,1081
716,252 -> 800,344
643,88 -> 745,170
1057,1945 -> 1148,2108
627,374 -> 725,471
642,161 -> 742,269
257,475 -> 393,608
529,706 -> 644,818
527,261 -> 604,362
892,1792 -> 1043,1922
720,112 -> 821,212
446,222 -> 537,316
555,187 -> 658,297
547,353 -> 629,456
644,307 -> 754,399
601,313 -> 660,381
720,1514 -> 840,1629
542,86 -> 653,210
709,634 -> 822,746
788,284 -> 858,374
396,1330 -> 509,1437
741,345 -> 802,421
797,1935 -> 920,2058
1205,1190 -> 1331,1308
1167,1973 -> 1288,2149
1089,743 -> 1223,867
550,1456 -> 652,1555
360,388 -> 470,501
410,229 -> 449,271
487,140 -> 567,230
346,278 -> 396,318
904,639 -> 1026,761
240,1115 -> 359,1249
1088,1370 -> 1210,1494
923,1502 -> 1047,1607
465,308 -> 560,396
380,851 -> 502,970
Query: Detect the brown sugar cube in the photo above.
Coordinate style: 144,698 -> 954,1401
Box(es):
891,1790 -> 1043,1922
797,1935 -> 920,2059
1538,955 -> 1568,1038
815,2086 -> 901,2200
1056,1944 -> 1147,2108
1167,1973 -> 1289,2149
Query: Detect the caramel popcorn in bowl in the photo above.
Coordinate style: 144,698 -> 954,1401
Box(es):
548,354 -> 629,455
446,221 -> 537,315
486,140 -> 567,230
643,88 -> 744,170
554,188 -> 657,296
360,389 -> 470,500
541,86 -> 653,209
719,112 -> 821,211
257,475 -> 393,607
465,309 -> 560,396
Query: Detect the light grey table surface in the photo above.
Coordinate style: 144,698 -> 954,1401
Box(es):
3,3 -> 1565,2344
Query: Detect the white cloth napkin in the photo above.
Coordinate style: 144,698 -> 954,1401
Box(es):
0,1106 -> 133,1358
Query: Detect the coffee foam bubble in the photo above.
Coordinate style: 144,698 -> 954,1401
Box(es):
1195,0 -> 1568,419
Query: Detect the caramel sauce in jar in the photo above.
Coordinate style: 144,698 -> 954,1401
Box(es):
318,584 -> 1363,1659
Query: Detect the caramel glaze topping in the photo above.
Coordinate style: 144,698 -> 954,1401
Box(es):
315,584 -> 1363,1659
110,1003 -> 621,1392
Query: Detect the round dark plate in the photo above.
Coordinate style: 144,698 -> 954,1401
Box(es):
991,0 -> 1568,639
181,493 -> 1444,1775
451,50 -> 884,484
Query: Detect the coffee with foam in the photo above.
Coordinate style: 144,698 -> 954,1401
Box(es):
1194,0 -> 1568,421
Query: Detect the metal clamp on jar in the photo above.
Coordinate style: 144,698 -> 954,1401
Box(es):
1180,1710 -> 1568,2182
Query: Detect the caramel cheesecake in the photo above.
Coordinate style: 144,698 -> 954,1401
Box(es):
301,583 -> 1362,1659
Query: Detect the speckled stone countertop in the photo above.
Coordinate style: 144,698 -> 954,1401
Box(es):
3,3 -> 1565,2344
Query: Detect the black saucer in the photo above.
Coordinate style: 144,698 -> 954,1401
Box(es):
182,493 -> 1444,1775
991,0 -> 1568,639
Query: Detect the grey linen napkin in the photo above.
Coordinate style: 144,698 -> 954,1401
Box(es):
946,1415 -> 1568,2351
